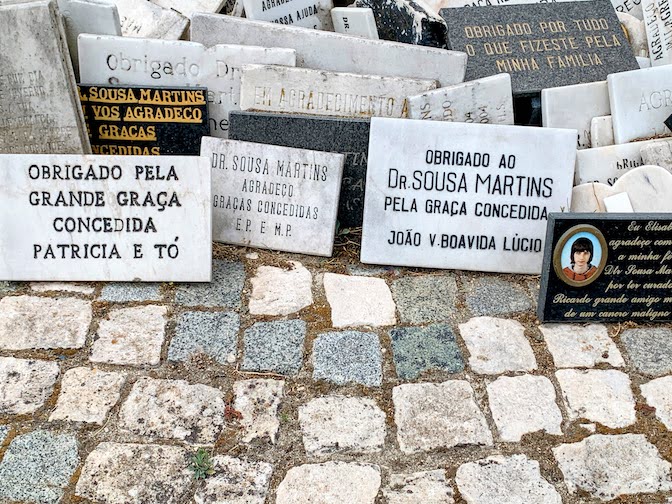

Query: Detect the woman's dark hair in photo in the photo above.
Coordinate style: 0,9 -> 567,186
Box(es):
570,237 -> 593,264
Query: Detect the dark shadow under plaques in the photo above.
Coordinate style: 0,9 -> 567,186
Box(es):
538,213 -> 672,323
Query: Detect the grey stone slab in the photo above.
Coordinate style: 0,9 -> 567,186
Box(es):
0,425 -> 8,444
313,331 -> 382,387
190,13 -> 467,86
175,260 -> 245,308
621,328 -> 672,376
390,324 -> 464,380
0,0 -> 90,154
99,283 -> 162,302
465,277 -> 533,316
168,311 -> 239,364
229,112 -> 370,228
441,1 -> 639,95
355,0 -> 447,48
242,320 -> 306,376
391,274 -> 458,324
0,430 -> 79,504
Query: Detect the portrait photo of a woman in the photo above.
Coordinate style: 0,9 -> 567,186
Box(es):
553,225 -> 607,288
562,237 -> 598,282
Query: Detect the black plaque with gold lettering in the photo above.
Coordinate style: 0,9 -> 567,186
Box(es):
442,1 -> 638,95
78,85 -> 209,156
538,214 -> 672,323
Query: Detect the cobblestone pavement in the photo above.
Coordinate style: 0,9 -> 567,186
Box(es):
1,244 -> 672,503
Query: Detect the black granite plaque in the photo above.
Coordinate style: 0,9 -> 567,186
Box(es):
538,214 -> 672,323
78,85 -> 210,156
442,1 -> 639,95
354,0 -> 448,48
229,111 -> 370,228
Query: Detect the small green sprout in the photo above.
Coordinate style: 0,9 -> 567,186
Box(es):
189,447 -> 215,480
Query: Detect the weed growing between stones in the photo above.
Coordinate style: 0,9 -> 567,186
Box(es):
189,447 -> 214,480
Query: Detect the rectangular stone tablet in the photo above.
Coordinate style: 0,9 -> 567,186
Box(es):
79,85 -> 210,156
609,66 -> 672,144
360,118 -> 576,274
574,140 -> 655,185
407,74 -> 514,124
190,13 -> 467,86
239,65 -> 437,118
0,155 -> 211,282
538,213 -> 672,322
441,1 -> 639,95
542,81 -> 610,150
229,111 -> 370,227
0,0 -> 90,154
201,137 -> 344,256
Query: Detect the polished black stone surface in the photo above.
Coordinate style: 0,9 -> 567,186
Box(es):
538,213 -> 672,322
79,85 -> 209,156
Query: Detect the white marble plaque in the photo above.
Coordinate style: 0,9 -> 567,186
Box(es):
614,0 -> 644,20
590,115 -> 614,147
111,0 -> 188,40
242,0 -> 333,29
201,46 -> 296,138
641,137 -> 672,169
643,0 -> 672,66
407,74 -> 513,125
78,36 -> 297,138
360,118 -> 576,274
0,0 -> 90,154
201,137 -> 344,256
0,155 -> 211,281
604,192 -> 634,211
610,164 -> 672,210
78,34 -> 205,86
190,13 -> 467,86
152,0 -> 228,18
608,66 -> 672,144
331,7 -> 379,39
240,65 -> 436,118
637,56 -> 653,67
57,0 -> 121,77
570,182 -> 613,212
574,140 -> 654,185
542,81 -> 610,150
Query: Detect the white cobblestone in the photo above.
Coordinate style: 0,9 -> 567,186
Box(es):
50,367 -> 125,425
641,375 -> 672,429
384,469 -> 455,504
0,357 -> 59,415
249,261 -> 313,315
76,442 -> 192,504
456,454 -> 561,504
298,396 -> 386,455
323,273 -> 396,327
539,324 -> 624,368
487,375 -> 563,442
194,456 -> 273,504
393,381 -> 493,453
556,369 -> 636,428
119,377 -> 226,444
30,282 -> 95,294
234,378 -> 284,444
276,462 -> 381,504
553,434 -> 672,501
0,296 -> 91,350
90,305 -> 167,366
458,317 -> 536,374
